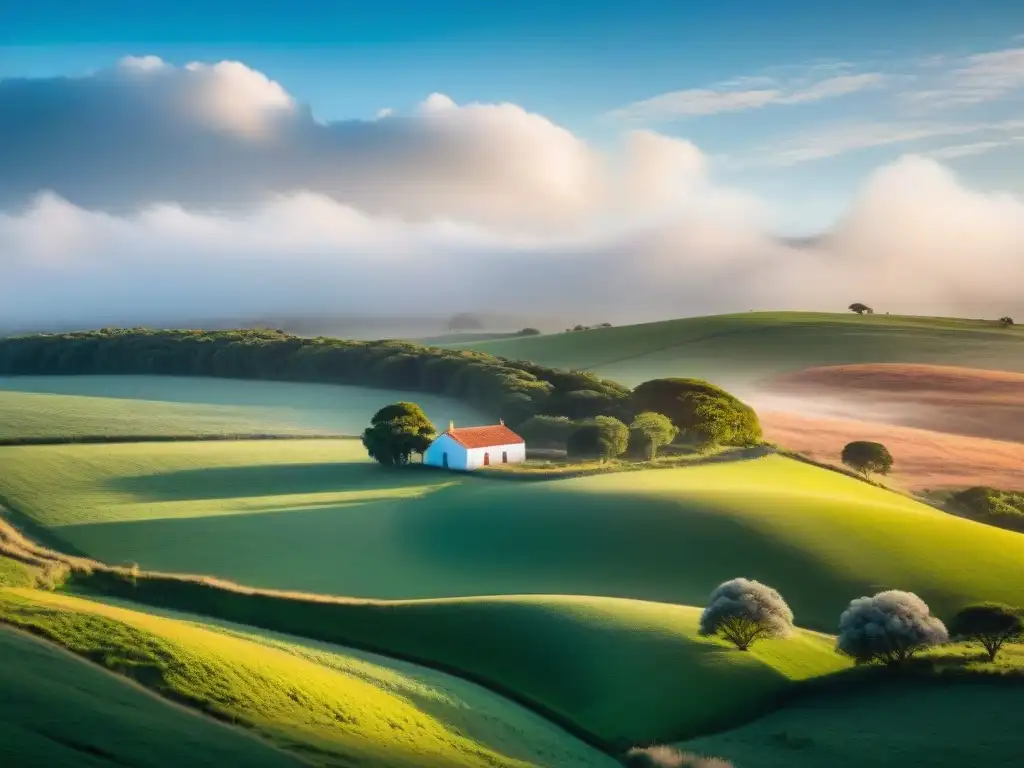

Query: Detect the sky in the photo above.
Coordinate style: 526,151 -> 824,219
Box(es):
1,1 -> 1023,327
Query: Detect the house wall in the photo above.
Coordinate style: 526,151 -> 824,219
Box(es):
464,442 -> 526,470
423,435 -> 526,471
423,434 -> 468,469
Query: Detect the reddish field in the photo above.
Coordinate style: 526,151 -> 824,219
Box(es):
755,364 -> 1024,492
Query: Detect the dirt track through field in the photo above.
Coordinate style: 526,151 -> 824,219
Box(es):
755,364 -> 1024,492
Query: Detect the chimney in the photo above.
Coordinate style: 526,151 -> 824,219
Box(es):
448,420 -> 455,432
499,418 -> 504,426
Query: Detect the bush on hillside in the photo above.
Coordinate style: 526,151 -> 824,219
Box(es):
631,378 -> 761,447
948,603 -> 1024,662
566,416 -> 630,462
516,415 -> 578,448
624,745 -> 734,768
841,441 -> 893,479
629,412 -> 678,460
517,327 -> 541,336
699,578 -> 794,650
949,486 -> 1024,530
849,303 -> 874,315
0,328 -> 634,428
837,590 -> 948,665
999,316 -> 1014,327
361,402 -> 435,466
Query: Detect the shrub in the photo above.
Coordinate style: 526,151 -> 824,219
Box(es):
841,441 -> 893,479
999,316 -> 1014,327
849,302 -> 873,315
837,590 -> 948,665
361,402 -> 435,466
631,378 -> 761,447
629,412 -> 678,460
698,578 -> 794,650
517,327 -> 541,336
624,746 -> 734,768
948,603 -> 1024,661
566,416 -> 629,461
949,486 -> 1024,530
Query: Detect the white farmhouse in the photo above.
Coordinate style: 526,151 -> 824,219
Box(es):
423,420 -> 526,471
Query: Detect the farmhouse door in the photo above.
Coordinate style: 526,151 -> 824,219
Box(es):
483,452 -> 490,466
442,453 -> 448,468
502,451 -> 508,463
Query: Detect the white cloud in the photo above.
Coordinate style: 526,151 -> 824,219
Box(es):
2,56 -> 1024,329
375,107 -> 394,119
608,71 -> 885,121
924,139 -> 1020,160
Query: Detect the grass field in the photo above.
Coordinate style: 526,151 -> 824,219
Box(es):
679,676 -> 1024,767
0,376 -> 488,438
455,312 -> 1024,387
0,623 -> 298,768
0,588 -> 615,768
4,441 -> 1024,628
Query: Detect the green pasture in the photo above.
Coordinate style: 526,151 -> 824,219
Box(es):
457,311 -> 1024,386
0,375 -> 488,438
0,622 -> 298,768
4,442 -> 1024,629
681,674 -> 1024,767
0,588 -> 613,768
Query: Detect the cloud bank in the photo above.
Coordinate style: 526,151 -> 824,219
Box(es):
1,57 -> 1022,329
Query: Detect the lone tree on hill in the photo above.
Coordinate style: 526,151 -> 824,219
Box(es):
999,316 -> 1015,327
631,378 -> 762,447
841,441 -> 893,479
849,303 -> 874,315
566,416 -> 629,462
949,603 -> 1024,662
698,578 -> 794,651
629,412 -> 678,460
837,590 -> 948,665
361,402 -> 436,466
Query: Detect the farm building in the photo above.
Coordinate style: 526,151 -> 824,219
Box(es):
423,420 -> 526,471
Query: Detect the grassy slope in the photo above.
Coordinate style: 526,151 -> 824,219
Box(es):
457,312 -> 1024,386
0,375 -> 489,437
0,623 -> 298,768
0,588 -> 614,768
680,673 -> 1024,767
4,442 -> 1024,627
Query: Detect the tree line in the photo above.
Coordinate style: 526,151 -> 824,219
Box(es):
0,328 -> 631,426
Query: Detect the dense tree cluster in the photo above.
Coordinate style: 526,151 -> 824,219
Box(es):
0,328 -> 631,427
631,378 -> 762,447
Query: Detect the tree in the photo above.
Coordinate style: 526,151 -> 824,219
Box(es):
630,412 -> 678,460
698,578 -> 794,650
631,378 -> 762,447
566,416 -> 629,461
361,402 -> 435,466
517,415 -> 576,448
624,746 -> 734,768
517,327 -> 541,336
837,590 -> 948,665
849,303 -> 874,315
841,441 -> 893,479
999,316 -> 1015,328
948,603 -> 1023,662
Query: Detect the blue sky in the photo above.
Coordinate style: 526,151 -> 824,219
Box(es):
2,0 -> 1023,232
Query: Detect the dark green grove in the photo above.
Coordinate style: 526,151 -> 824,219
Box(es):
0,329 -> 761,438
0,328 -> 632,427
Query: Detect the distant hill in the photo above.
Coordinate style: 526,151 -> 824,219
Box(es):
453,311 -> 1024,388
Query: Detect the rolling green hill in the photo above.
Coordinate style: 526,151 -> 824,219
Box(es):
455,312 -> 1024,386
0,376 -> 489,439
679,674 -> 1024,768
4,440 -> 1023,629
0,587 -> 614,768
0,622 -> 299,768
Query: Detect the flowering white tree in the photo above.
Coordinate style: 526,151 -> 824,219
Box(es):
837,590 -> 948,665
698,578 -> 794,650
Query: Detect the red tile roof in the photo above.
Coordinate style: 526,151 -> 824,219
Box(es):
445,424 -> 524,449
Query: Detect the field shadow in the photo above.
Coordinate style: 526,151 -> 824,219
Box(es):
108,462 -> 454,502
